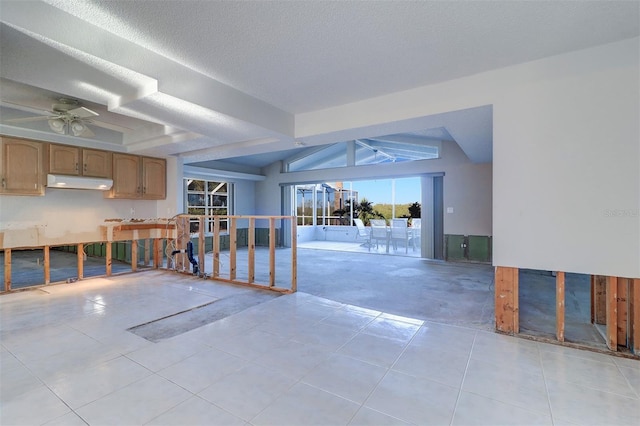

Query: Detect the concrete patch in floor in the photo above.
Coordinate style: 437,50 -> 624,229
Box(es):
128,289 -> 281,342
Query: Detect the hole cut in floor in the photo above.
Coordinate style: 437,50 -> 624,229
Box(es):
128,289 -> 281,342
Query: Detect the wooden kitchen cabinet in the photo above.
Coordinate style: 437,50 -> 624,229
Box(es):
0,136 -> 45,196
49,144 -> 111,178
106,154 -> 166,199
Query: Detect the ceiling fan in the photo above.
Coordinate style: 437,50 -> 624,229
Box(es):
5,98 -> 98,137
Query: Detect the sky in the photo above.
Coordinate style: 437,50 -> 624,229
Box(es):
350,177 -> 421,205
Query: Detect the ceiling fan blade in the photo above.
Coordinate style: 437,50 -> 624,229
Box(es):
4,115 -> 58,123
68,106 -> 99,118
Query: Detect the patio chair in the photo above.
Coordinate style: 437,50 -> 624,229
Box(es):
390,218 -> 410,253
411,218 -> 421,251
354,218 -> 371,248
369,219 -> 389,252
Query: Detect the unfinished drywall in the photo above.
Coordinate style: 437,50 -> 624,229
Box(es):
294,37 -> 639,278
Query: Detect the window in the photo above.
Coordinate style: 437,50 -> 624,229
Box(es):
185,179 -> 232,233
294,182 -> 358,226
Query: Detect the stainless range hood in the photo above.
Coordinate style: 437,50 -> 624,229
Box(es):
47,174 -> 113,190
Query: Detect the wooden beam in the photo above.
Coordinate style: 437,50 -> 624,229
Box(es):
617,278 -> 629,347
153,238 -> 161,269
269,217 -> 276,287
229,217 -> 237,280
632,278 -> 640,354
175,216 -> 189,272
4,249 -> 11,291
291,218 -> 297,292
131,240 -> 137,272
43,245 -> 50,285
113,223 -> 176,231
593,275 -> 607,325
248,217 -> 255,283
606,276 -> 618,351
106,242 -> 112,276
213,217 -> 220,277
77,243 -> 84,280
198,217 -> 205,277
494,266 -> 519,333
556,271 -> 565,342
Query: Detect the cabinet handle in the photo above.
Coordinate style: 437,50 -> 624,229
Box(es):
75,162 -> 78,172
143,186 -> 146,194
2,178 -> 5,188
84,163 -> 87,172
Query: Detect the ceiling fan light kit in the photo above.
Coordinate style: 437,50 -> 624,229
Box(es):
48,117 -> 66,134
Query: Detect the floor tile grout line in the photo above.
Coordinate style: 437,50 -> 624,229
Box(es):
449,330 -> 478,425
538,341 -> 559,425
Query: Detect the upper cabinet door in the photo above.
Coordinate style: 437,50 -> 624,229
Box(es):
82,149 -> 112,178
49,144 -> 80,175
142,157 -> 166,200
0,137 -> 44,196
108,153 -> 140,199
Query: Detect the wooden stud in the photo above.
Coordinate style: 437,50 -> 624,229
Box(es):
130,240 -> 138,272
77,243 -> 84,280
248,217 -> 255,283
632,279 -> 640,354
153,238 -> 161,269
494,266 -> 519,333
229,217 -> 237,280
106,242 -> 112,276
4,249 -> 11,291
144,239 -> 151,266
606,276 -> 618,351
291,218 -> 297,292
617,278 -> 629,347
269,217 -> 276,287
213,216 -> 220,277
593,275 -> 607,324
556,271 -> 565,342
43,245 -> 50,285
198,216 -> 205,277
175,216 -> 190,272
590,275 -> 595,324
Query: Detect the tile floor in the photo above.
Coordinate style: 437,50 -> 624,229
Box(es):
1,271 -> 638,426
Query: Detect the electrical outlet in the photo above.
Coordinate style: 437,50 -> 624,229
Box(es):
130,208 -> 135,216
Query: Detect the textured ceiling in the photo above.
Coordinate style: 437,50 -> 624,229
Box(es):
0,0 -> 638,167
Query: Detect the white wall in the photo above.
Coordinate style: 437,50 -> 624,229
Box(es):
295,37 -> 640,277
256,140 -> 493,237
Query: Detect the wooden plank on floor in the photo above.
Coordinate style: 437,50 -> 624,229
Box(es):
632,279 -> 640,354
43,245 -> 50,285
606,276 -> 618,351
556,271 -> 565,342
617,278 -> 629,347
494,266 -> 519,333
77,243 -> 84,280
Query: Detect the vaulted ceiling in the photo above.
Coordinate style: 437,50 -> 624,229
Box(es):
1,1 -> 638,169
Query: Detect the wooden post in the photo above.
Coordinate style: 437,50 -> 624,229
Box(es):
590,275 -> 595,324
153,238 -> 161,269
291,218 -> 297,292
130,241 -> 138,272
76,243 -> 84,280
175,216 -> 189,272
606,276 -> 618,351
229,217 -> 237,280
43,245 -> 50,285
495,266 -> 519,333
144,239 -> 151,266
213,216 -> 220,277
198,216 -> 205,277
617,278 -> 629,347
106,242 -> 112,276
556,271 -> 565,342
4,249 -> 11,291
248,217 -> 255,283
632,279 -> 640,354
593,275 -> 607,324
269,217 -> 276,287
